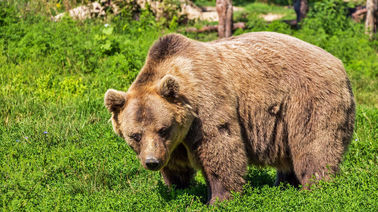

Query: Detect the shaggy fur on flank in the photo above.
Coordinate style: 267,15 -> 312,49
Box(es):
104,32 -> 355,204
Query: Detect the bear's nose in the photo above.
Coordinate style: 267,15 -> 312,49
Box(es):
145,157 -> 160,170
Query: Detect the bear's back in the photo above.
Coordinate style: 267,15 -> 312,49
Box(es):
197,32 -> 351,104
207,32 -> 345,79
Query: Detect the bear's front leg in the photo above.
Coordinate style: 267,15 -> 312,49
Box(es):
205,173 -> 232,204
161,165 -> 195,189
197,134 -> 248,204
160,144 -> 195,189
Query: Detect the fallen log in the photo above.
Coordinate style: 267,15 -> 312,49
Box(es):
350,6 -> 367,22
185,22 -> 245,33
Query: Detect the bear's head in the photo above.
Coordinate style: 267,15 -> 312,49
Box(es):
104,74 -> 195,171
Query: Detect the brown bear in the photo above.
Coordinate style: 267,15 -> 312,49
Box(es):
104,32 -> 355,204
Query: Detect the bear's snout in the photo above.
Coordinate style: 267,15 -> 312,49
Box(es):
145,157 -> 161,171
139,137 -> 167,171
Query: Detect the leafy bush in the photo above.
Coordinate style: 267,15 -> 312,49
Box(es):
301,0 -> 351,35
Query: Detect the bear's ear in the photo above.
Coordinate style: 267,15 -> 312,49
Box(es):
104,89 -> 127,113
159,75 -> 180,99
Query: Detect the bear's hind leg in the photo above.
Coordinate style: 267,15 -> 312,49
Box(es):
292,153 -> 336,189
275,170 -> 300,187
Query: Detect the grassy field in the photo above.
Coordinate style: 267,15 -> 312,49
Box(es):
1,0 -> 377,211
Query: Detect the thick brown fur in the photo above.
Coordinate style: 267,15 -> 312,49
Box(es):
104,32 -> 355,204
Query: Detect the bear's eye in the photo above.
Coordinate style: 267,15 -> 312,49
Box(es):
158,127 -> 170,138
129,133 -> 142,142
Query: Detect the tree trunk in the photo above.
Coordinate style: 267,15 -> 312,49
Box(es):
216,0 -> 233,38
294,0 -> 308,24
365,0 -> 378,37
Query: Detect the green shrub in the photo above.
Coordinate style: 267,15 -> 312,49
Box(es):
301,0 -> 351,35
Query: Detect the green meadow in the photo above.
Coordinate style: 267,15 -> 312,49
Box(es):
0,0 -> 377,210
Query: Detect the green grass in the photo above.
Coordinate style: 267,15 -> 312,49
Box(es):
1,0 -> 377,211
192,0 -> 217,7
235,2 -> 296,21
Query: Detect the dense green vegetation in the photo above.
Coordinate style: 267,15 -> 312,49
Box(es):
1,0 -> 377,210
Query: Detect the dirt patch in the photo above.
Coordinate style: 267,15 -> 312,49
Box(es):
259,13 -> 285,22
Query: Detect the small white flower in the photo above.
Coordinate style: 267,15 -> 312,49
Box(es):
104,24 -> 109,27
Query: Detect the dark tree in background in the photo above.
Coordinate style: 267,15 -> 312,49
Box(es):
216,0 -> 233,38
365,0 -> 378,37
294,0 -> 308,24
